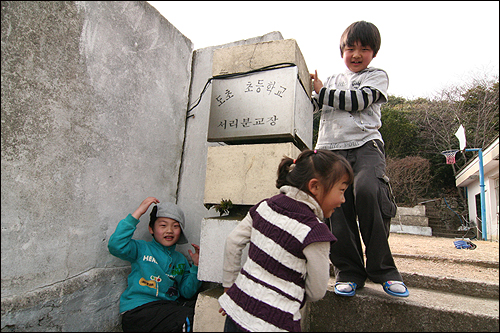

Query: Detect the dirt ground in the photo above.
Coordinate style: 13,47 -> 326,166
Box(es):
387,233 -> 499,284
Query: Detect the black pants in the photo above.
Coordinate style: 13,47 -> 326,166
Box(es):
329,140 -> 402,287
224,316 -> 246,332
122,299 -> 196,332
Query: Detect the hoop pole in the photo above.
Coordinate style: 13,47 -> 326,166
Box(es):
466,148 -> 487,240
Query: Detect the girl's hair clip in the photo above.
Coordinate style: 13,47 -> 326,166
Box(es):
314,150 -> 317,154
293,159 -> 297,164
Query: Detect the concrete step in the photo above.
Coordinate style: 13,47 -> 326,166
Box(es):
329,257 -> 499,300
400,271 -> 498,300
194,232 -> 499,332
393,254 -> 498,299
310,254 -> 499,331
194,272 -> 499,332
305,279 -> 499,332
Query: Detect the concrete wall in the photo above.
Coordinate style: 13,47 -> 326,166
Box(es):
465,177 -> 499,241
1,1 -> 193,330
1,0 -> 286,330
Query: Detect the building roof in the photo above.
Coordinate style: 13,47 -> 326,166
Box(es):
455,136 -> 498,187
455,136 -> 499,187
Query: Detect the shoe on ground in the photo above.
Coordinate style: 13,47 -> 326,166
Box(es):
334,282 -> 357,297
382,281 -> 409,297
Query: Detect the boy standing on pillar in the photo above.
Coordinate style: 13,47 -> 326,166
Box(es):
310,20 -> 409,297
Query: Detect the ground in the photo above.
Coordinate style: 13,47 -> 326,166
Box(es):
388,233 -> 499,284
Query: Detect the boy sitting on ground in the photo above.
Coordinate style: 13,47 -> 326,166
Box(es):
108,197 -> 201,332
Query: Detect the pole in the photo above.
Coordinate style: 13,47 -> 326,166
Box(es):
465,148 -> 487,240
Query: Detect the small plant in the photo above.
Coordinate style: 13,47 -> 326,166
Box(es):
205,199 -> 233,216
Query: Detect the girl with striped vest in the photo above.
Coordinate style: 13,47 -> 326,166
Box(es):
218,149 -> 354,332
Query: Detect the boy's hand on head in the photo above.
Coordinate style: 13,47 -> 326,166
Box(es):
188,243 -> 200,266
132,197 -> 160,220
310,70 -> 323,94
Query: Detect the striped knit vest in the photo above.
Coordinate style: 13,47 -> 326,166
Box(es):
219,193 -> 336,332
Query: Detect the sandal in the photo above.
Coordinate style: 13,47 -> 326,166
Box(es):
334,282 -> 357,296
383,281 -> 409,297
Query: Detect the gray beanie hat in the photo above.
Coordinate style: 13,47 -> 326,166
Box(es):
156,202 -> 188,244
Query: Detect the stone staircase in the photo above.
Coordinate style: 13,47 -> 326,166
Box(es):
422,200 -> 477,239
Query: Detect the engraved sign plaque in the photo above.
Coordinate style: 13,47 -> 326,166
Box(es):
207,66 -> 313,149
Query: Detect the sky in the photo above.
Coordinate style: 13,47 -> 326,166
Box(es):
148,1 -> 499,100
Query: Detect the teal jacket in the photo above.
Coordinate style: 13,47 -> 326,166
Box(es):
108,214 -> 201,313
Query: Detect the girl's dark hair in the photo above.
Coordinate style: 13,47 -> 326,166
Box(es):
149,205 -> 158,230
340,21 -> 381,57
276,149 -> 354,196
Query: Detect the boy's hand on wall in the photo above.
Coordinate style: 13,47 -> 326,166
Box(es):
188,243 -> 200,266
310,70 -> 323,94
132,197 -> 160,219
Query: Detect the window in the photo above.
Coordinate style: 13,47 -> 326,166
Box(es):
475,193 -> 482,234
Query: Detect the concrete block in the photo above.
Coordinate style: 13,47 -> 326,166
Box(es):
204,142 -> 301,206
193,287 -> 225,332
212,39 -> 312,98
397,205 -> 426,216
198,217 -> 249,283
390,224 -> 432,236
394,215 -> 429,227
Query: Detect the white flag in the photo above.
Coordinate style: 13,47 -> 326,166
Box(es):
454,124 -> 466,151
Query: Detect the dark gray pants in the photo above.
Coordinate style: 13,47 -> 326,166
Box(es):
328,140 -> 402,287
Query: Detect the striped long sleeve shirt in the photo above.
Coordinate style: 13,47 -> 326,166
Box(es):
313,67 -> 389,150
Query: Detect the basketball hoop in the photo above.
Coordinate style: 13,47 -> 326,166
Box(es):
441,150 -> 459,164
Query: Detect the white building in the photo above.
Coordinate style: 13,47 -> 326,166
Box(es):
455,137 -> 499,241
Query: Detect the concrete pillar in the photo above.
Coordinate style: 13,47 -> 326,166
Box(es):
194,39 -> 313,332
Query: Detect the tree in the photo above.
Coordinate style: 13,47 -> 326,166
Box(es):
380,95 -> 421,158
389,74 -> 498,202
409,75 -> 499,175
386,156 -> 431,206
457,79 -> 499,150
